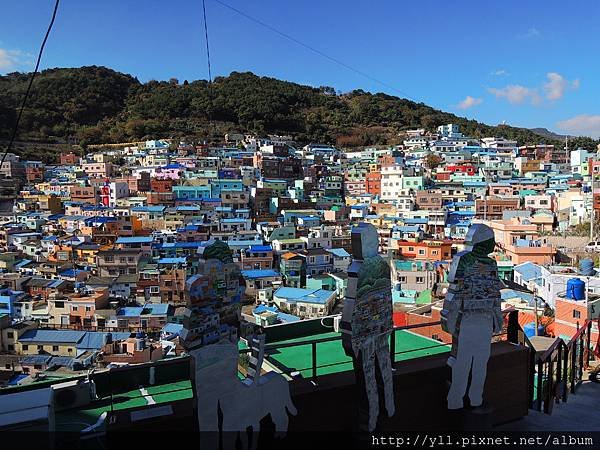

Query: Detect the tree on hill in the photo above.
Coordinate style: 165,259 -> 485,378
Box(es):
1,66 -> 599,163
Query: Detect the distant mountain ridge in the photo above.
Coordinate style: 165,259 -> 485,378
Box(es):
1,66 -> 598,162
529,128 -> 572,141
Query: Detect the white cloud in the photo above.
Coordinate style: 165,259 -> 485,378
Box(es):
543,72 -> 579,101
457,95 -> 483,110
557,114 -> 600,138
520,27 -> 541,39
488,72 -> 579,106
488,85 -> 542,105
0,48 -> 30,72
490,69 -> 509,77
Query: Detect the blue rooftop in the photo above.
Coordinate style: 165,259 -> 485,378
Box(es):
116,236 -> 154,244
241,269 -> 280,279
514,262 -> 543,282
161,323 -> 184,336
117,307 -> 144,317
274,287 -> 333,304
249,245 -> 272,252
142,303 -> 170,315
157,257 -> 187,265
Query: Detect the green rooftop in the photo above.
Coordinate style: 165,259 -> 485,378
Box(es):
42,330 -> 449,433
265,330 -> 449,377
55,379 -> 193,433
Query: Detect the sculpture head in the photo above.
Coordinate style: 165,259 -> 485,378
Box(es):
464,224 -> 495,257
351,222 -> 379,260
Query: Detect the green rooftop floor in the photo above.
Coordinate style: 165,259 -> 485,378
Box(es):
53,331 -> 449,432
55,380 -> 193,432
265,330 -> 450,377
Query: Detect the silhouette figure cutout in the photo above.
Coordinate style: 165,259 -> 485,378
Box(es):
341,222 -> 395,431
441,223 -> 503,410
191,341 -> 297,449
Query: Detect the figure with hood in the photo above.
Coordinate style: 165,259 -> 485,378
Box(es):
441,223 -> 503,410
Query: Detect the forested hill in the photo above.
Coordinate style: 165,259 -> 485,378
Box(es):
1,66 -> 597,153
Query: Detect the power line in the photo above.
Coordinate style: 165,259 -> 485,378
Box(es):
211,0 -> 416,102
1,0 -> 61,168
202,0 -> 216,140
202,0 -> 213,83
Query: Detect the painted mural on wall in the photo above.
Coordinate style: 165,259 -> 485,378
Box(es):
341,222 -> 395,432
441,223 -> 504,410
181,240 -> 242,350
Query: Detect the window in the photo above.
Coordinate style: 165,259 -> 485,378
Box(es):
7,331 -> 13,338
22,345 -> 28,351
573,310 -> 581,319
52,345 -> 59,352
37,345 -> 44,351
68,348 -> 72,353
432,334 -> 439,341
416,277 -> 425,283
54,301 -> 64,308
398,276 -> 407,283
150,286 -> 160,294
7,345 -> 14,352
85,306 -> 91,312
72,306 -> 78,311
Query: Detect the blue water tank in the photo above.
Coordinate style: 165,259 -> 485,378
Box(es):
524,322 -> 537,338
580,259 -> 595,276
566,278 -> 586,300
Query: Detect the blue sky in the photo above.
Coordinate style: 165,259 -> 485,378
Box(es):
1,0 -> 600,137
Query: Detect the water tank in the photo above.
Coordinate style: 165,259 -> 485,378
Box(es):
523,322 -> 536,338
135,339 -> 145,351
566,278 -> 585,300
103,332 -> 113,345
579,259 -> 595,276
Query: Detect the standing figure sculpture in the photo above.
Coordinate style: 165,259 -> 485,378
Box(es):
341,223 -> 395,432
441,224 -> 503,410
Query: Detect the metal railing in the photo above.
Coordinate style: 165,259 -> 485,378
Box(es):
520,319 -> 596,414
236,319 -> 453,381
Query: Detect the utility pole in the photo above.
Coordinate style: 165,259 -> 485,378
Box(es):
534,281 -> 539,336
591,157 -> 595,242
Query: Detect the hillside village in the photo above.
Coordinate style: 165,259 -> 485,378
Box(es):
0,123 -> 599,386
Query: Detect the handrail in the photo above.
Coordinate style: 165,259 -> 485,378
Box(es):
566,319 -> 592,349
529,318 -> 596,414
262,320 -> 445,352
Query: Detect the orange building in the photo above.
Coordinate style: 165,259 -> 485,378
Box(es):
393,306 -> 452,343
478,218 -> 556,265
365,172 -> 381,196
553,295 -> 599,344
390,240 -> 452,261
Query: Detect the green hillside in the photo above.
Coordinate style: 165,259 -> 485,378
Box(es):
1,66 -> 598,160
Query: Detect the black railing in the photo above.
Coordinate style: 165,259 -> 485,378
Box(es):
520,319 -> 596,414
